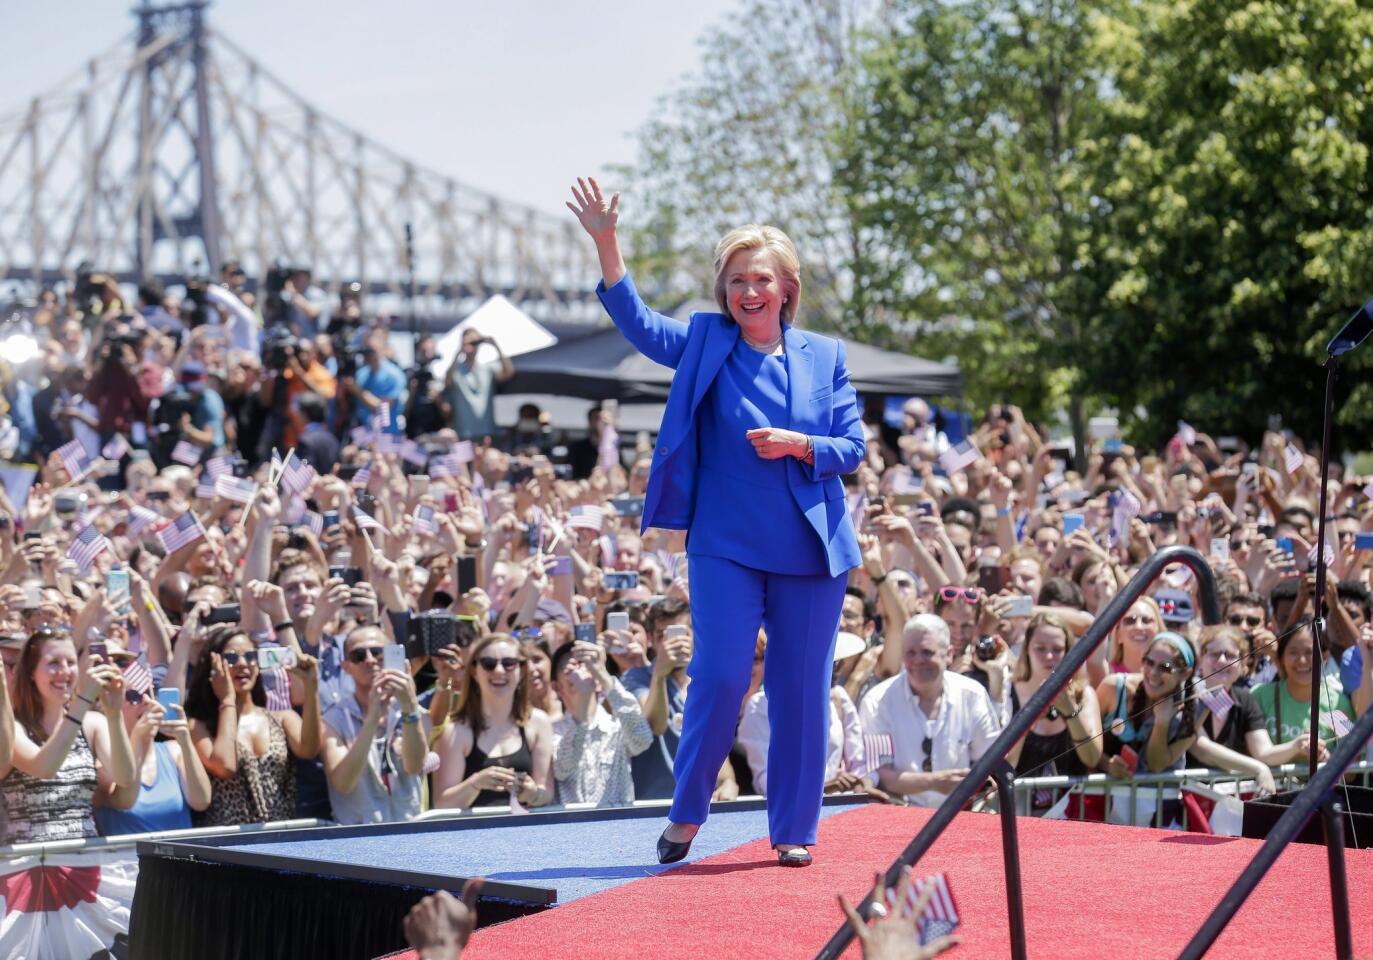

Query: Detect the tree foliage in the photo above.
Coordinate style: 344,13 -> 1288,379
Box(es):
1077,0 -> 1373,449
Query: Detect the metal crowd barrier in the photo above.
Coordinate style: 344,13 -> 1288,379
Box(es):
1005,762 -> 1373,830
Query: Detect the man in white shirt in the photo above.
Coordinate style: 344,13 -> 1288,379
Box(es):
859,613 -> 1001,807
551,640 -> 652,806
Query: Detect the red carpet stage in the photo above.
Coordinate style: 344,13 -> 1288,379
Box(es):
446,804 -> 1372,959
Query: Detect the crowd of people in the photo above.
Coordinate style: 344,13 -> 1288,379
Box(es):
0,271 -> 1368,849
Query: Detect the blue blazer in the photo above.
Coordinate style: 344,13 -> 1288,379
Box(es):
597,274 -> 865,578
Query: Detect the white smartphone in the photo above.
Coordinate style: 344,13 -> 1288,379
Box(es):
1006,596 -> 1034,618
382,644 -> 407,674
664,624 -> 689,641
1210,538 -> 1230,561
258,647 -> 297,671
606,611 -> 630,632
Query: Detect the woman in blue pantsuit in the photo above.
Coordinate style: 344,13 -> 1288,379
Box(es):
568,178 -> 864,867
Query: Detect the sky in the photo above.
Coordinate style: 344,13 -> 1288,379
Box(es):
0,0 -> 739,218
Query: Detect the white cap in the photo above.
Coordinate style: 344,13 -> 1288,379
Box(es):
833,631 -> 867,662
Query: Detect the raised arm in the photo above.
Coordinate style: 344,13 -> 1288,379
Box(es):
568,177 -> 689,368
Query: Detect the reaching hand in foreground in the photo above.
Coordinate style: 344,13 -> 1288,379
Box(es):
838,868 -> 960,960
404,878 -> 483,960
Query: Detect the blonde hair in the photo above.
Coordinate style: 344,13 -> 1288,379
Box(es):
712,225 -> 802,326
1014,612 -> 1075,683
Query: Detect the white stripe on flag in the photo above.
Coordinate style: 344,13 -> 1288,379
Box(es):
1283,444 -> 1304,474
938,439 -> 978,474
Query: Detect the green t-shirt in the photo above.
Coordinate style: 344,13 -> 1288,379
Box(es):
1250,680 -> 1353,744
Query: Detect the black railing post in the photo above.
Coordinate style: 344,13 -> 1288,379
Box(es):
1177,704 -> 1373,959
1321,801 -> 1353,960
814,545 -> 1220,960
991,762 -> 1027,960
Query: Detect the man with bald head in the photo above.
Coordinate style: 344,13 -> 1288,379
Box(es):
858,614 -> 1000,807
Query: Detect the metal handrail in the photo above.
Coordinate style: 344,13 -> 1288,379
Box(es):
1179,704 -> 1373,960
814,545 -> 1221,960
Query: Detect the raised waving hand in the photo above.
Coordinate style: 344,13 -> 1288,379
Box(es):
567,176 -> 626,287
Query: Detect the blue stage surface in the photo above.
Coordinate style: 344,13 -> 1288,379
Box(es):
208,804 -> 851,904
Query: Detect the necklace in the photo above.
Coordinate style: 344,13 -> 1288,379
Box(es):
741,329 -> 784,354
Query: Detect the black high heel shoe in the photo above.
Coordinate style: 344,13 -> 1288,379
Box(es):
657,827 -> 694,864
776,846 -> 812,868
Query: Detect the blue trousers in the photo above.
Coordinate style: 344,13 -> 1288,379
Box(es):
669,554 -> 848,845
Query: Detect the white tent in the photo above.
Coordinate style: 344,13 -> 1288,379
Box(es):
431,295 -> 558,372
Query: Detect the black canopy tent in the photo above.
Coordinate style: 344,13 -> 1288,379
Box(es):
501,326 -> 961,402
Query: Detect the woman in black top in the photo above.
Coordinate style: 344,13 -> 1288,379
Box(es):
431,634 -> 554,810
1185,626 -> 1315,795
1008,613 -> 1103,790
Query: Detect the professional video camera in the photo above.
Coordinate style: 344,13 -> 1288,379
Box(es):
262,326 -> 299,372
262,261 -> 297,329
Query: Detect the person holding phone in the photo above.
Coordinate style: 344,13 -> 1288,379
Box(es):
185,625 -> 321,826
571,174 -> 865,867
431,633 -> 554,810
94,684 -> 213,836
1006,614 -> 1103,796
1096,632 -> 1200,780
444,328 -> 513,443
1,626 -> 137,843
320,625 -> 430,825
549,640 -> 652,806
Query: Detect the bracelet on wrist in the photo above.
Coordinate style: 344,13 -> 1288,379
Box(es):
437,680 -> 455,692
273,621 -> 295,635
871,572 -> 888,585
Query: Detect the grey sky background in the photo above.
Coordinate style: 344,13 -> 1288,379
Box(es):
0,0 -> 738,218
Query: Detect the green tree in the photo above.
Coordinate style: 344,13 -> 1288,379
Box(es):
617,0 -> 869,330
839,0 -> 1111,436
1078,0 -> 1373,449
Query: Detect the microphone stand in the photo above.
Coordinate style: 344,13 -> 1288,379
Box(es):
1310,354 -> 1336,782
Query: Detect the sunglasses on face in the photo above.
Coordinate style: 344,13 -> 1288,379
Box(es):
938,586 -> 982,604
478,656 -> 522,672
221,651 -> 259,666
1141,654 -> 1181,675
347,646 -> 386,664
1227,614 -> 1264,628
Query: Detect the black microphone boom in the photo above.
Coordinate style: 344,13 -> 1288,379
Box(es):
1326,293 -> 1373,356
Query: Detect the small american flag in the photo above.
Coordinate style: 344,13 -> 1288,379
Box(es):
376,433 -> 404,456
67,525 -> 110,572
55,438 -> 93,481
862,733 -> 894,779
905,872 -> 960,946
127,505 -> 161,536
938,438 -> 979,474
278,458 -> 317,498
259,646 -> 294,711
193,480 -> 217,501
567,504 -> 605,532
171,440 -> 203,466
429,453 -> 465,478
350,460 -> 373,489
101,434 -> 130,461
156,512 -> 206,554
1283,443 -> 1304,475
1110,489 -> 1142,547
351,504 -> 384,532
598,534 -> 617,567
298,510 -> 324,537
413,504 -> 436,535
122,657 -> 154,698
76,504 -> 104,528
1176,420 -> 1197,446
452,440 -> 475,464
203,456 -> 231,480
372,402 -> 391,431
214,475 -> 258,504
349,426 -> 375,447
662,551 -> 686,581
400,439 -> 428,466
1322,710 -> 1354,738
1308,539 -> 1336,568
1197,685 -> 1234,731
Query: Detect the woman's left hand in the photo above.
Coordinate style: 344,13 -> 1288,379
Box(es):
745,427 -> 808,460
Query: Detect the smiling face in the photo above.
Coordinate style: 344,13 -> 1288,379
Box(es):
280,565 -> 323,622
1279,628 -> 1318,686
32,637 -> 78,707
1114,600 -> 1160,671
724,247 -> 786,336
1140,638 -> 1189,698
475,639 -> 522,699
222,635 -> 260,695
1199,631 -> 1246,691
